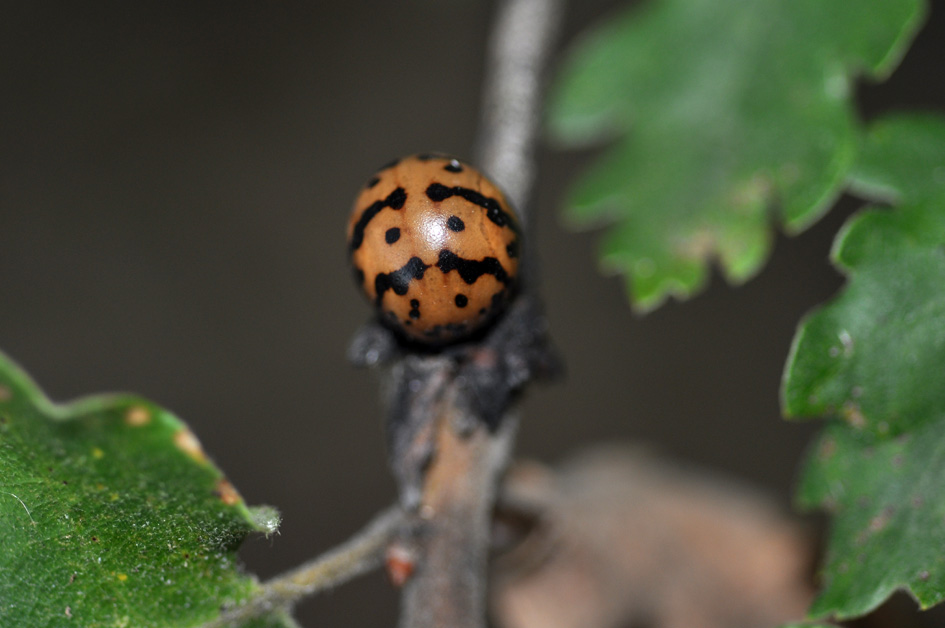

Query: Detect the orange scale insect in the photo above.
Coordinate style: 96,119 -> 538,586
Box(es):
347,154 -> 521,344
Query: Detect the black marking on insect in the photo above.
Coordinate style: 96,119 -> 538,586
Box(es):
374,257 -> 430,305
366,176 -> 380,189
436,249 -> 510,285
455,294 -> 468,308
506,240 -> 519,259
444,159 -> 463,173
353,266 -> 365,286
425,183 -> 519,234
446,216 -> 465,232
377,158 -> 401,171
350,188 -> 408,251
385,227 -> 401,244
409,299 -> 421,319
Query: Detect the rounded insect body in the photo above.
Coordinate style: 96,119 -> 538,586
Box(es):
347,154 -> 521,345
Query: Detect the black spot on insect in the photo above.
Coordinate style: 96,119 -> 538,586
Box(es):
353,266 -> 365,286
410,299 -> 419,308
444,159 -> 463,173
378,158 -> 400,171
425,183 -> 519,234
506,240 -> 519,259
366,176 -> 380,189
385,228 -> 401,244
387,188 -> 406,209
350,188 -> 408,251
446,216 -> 465,232
455,294 -> 468,308
436,250 -> 510,285
409,298 -> 421,319
426,183 -> 452,202
374,257 -> 430,304
409,310 -> 421,320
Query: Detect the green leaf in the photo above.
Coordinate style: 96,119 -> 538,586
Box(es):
848,113 -> 945,205
0,351 -> 294,628
783,114 -> 945,619
798,423 -> 945,618
783,115 -> 945,437
549,0 -> 926,310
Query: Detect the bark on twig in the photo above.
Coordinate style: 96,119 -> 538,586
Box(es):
476,0 -> 566,217
398,408 -> 518,628
391,2 -> 564,627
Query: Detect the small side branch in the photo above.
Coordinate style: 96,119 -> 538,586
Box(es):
201,505 -> 403,628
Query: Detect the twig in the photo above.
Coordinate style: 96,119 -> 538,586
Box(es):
399,408 -> 520,628
475,0 -> 566,218
397,1 -> 564,627
200,505 -> 403,628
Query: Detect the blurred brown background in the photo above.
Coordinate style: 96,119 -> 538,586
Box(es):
2,2 -> 943,626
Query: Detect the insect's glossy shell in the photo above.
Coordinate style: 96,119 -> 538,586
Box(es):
347,154 -> 521,344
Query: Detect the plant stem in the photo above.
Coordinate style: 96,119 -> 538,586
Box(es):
475,0 -> 566,219
397,403 -> 519,628
397,0 -> 564,627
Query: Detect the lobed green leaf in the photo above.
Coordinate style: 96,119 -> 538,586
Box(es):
783,114 -> 945,619
798,422 -> 945,618
0,351 -> 293,628
549,0 -> 925,310
783,116 -> 945,437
